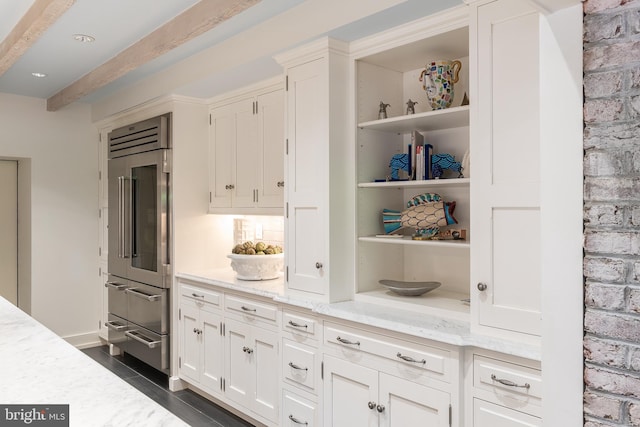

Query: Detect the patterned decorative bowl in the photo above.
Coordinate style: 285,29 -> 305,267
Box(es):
227,253 -> 284,280
379,279 -> 441,296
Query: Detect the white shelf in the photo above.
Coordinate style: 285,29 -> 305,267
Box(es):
359,235 -> 470,249
358,178 -> 469,189
358,105 -> 469,133
355,288 -> 470,321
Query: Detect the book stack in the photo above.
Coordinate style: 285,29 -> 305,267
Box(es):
408,131 -> 432,180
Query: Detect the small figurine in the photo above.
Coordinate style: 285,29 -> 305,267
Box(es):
406,99 -> 418,115
388,154 -> 410,180
431,153 -> 463,178
378,101 -> 390,119
382,192 -> 458,234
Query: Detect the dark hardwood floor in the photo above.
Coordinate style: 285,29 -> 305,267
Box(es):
82,345 -> 255,427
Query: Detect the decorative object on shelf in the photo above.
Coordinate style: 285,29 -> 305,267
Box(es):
461,92 -> 469,106
229,240 -> 284,280
419,59 -> 462,110
431,153 -> 463,178
388,153 -> 410,181
461,148 -> 470,178
412,228 -> 467,241
382,193 -> 457,235
406,192 -> 441,208
378,101 -> 390,119
378,279 -> 441,297
406,99 -> 418,115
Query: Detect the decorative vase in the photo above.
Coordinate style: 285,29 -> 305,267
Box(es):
419,59 -> 462,110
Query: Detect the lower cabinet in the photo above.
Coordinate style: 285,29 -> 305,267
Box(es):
473,399 -> 541,426
323,354 -> 451,427
225,317 -> 279,423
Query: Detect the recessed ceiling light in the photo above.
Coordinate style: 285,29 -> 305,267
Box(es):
31,72 -> 47,78
72,34 -> 95,43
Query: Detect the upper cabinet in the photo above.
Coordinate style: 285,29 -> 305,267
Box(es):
208,79 -> 285,215
350,7 -> 471,320
275,38 -> 355,303
469,0 -> 542,343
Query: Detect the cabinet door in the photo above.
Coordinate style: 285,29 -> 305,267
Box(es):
225,318 -> 253,408
285,57 -> 328,295
179,299 -> 201,384
323,355 -> 378,427
251,326 -> 279,422
234,98 -> 259,208
257,88 -> 285,208
471,0 -> 541,337
209,103 -> 236,208
474,399 -> 541,427
200,309 -> 224,394
379,373 -> 450,427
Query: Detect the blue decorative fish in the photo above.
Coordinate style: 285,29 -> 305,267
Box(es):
383,195 -> 458,234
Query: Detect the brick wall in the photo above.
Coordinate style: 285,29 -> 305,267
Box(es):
584,0 -> 640,425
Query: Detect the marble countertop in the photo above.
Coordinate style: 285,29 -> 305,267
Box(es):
0,297 -> 188,427
176,270 -> 541,361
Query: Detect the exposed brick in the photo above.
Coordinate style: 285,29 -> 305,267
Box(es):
631,401 -> 640,426
585,365 -> 640,398
585,99 -> 625,123
585,204 -> 625,226
634,261 -> 640,282
585,257 -> 628,282
585,177 -> 640,201
631,95 -> 640,118
585,71 -> 624,98
585,336 -> 629,367
586,282 -> 627,310
629,8 -> 640,34
584,150 -> 627,176
585,41 -> 640,72
585,230 -> 640,255
585,420 -> 616,427
628,287 -> 640,312
585,122 -> 640,150
585,13 -> 625,42
585,0 -> 640,14
584,391 -> 622,421
632,68 -> 640,89
585,310 -> 640,342
629,346 -> 640,370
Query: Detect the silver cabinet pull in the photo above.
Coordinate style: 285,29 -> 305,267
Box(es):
315,262 -> 323,269
336,336 -> 360,346
225,184 -> 235,190
288,320 -> 308,329
288,362 -> 308,371
368,401 -> 376,410
191,293 -> 204,298
477,282 -> 487,291
125,288 -> 161,301
396,352 -> 426,365
105,281 -> 127,291
242,346 -> 254,354
288,415 -> 308,425
491,374 -> 531,389
125,330 -> 161,349
376,404 -> 385,413
193,328 -> 202,335
104,321 -> 127,331
241,306 -> 256,312
277,181 -> 285,188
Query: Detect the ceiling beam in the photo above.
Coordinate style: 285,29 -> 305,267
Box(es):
0,0 -> 75,78
47,0 -> 260,111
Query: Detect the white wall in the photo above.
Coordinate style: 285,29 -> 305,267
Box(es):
0,93 -> 98,340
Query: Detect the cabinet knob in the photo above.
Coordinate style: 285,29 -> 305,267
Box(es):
193,328 -> 198,334
477,282 -> 487,291
277,181 -> 285,188
315,262 -> 323,269
367,401 -> 376,410
376,404 -> 385,413
242,346 -> 253,354
225,184 -> 235,190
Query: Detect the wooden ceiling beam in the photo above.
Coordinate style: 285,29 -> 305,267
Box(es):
0,0 -> 75,77
47,0 -> 260,111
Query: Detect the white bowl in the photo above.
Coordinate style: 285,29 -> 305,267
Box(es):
227,253 -> 284,280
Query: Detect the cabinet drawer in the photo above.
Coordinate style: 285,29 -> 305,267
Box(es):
283,389 -> 317,427
225,294 -> 278,323
283,310 -> 317,340
180,284 -> 221,307
474,355 -> 542,407
283,339 -> 318,392
324,323 -> 450,382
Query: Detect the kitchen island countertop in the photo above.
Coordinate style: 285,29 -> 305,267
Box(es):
0,296 -> 188,427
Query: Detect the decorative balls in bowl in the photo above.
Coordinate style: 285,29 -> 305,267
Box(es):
228,241 -> 284,281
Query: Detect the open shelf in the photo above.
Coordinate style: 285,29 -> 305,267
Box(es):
355,287 -> 470,322
358,177 -> 469,189
358,105 -> 469,133
359,235 -> 470,248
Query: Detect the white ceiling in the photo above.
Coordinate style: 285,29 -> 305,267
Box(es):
0,0 -> 463,108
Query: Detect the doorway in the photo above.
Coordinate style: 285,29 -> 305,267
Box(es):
0,160 -> 18,305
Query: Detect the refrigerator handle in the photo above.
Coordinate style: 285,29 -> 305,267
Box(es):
118,176 -> 131,259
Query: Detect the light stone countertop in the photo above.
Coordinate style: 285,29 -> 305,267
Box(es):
0,296 -> 188,427
176,269 -> 541,361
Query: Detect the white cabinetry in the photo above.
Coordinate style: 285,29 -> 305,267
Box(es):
208,79 -> 284,214
470,0 -> 541,341
275,38 -> 353,303
351,9 -> 471,319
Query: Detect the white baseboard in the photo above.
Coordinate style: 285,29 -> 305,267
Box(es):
63,331 -> 105,349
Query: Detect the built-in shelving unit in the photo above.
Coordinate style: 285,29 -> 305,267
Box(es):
352,15 -> 471,319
